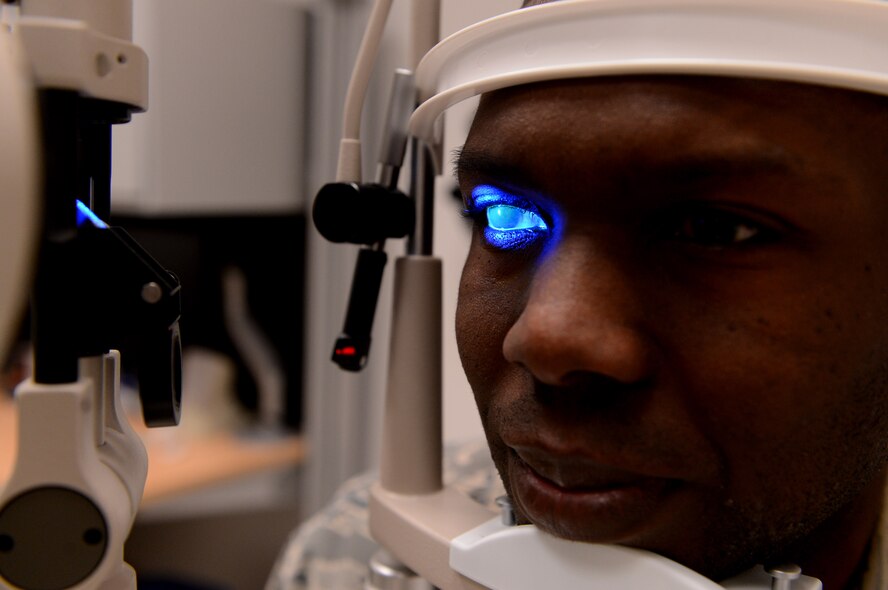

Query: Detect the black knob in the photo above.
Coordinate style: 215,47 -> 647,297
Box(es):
313,182 -> 415,245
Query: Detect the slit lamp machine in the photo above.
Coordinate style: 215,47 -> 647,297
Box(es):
0,2 -> 181,588
311,0 -> 888,589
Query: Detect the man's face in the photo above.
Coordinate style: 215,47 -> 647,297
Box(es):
454,76 -> 888,580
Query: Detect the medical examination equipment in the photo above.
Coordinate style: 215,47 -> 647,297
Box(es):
315,0 -> 888,588
0,2 -> 182,588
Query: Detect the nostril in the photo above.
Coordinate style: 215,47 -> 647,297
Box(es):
504,305 -> 657,387
539,371 -> 649,394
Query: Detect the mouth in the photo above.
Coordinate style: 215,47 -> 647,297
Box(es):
507,446 -> 681,542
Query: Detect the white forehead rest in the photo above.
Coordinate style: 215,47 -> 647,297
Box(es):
410,0 -> 888,144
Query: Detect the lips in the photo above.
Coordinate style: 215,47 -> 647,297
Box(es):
506,445 -> 681,542
512,446 -> 660,489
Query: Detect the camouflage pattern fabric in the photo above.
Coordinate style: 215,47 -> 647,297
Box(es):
266,440 -> 503,590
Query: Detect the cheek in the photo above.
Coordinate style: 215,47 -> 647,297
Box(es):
670,273 -> 888,499
455,249 -> 527,409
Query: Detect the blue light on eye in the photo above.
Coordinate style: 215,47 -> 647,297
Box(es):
470,185 -> 549,250
76,200 -> 109,229
487,205 -> 547,232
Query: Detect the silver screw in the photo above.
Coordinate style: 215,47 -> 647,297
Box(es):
766,564 -> 802,590
495,495 -> 516,526
367,550 -> 433,590
141,282 -> 163,304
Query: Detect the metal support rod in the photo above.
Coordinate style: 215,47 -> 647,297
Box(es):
407,140 -> 436,256
379,256 -> 442,494
81,121 -> 112,219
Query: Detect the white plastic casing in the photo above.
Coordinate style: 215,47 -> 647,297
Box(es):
450,518 -> 823,590
0,354 -> 148,590
0,30 -> 39,367
410,0 -> 888,151
22,0 -> 133,40
16,0 -> 148,109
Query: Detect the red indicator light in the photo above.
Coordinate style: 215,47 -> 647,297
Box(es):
336,346 -> 358,357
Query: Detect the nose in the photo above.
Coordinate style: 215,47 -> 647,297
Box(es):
502,237 -> 658,387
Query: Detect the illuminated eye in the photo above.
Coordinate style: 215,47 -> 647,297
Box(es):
487,205 -> 548,232
468,185 -> 551,250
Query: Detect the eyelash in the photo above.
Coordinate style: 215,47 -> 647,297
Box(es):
463,185 -> 551,250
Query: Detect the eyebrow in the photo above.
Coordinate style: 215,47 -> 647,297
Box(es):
643,148 -> 797,187
454,143 -> 798,192
454,145 -> 539,188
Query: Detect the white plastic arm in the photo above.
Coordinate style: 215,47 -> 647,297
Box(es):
337,0 -> 396,182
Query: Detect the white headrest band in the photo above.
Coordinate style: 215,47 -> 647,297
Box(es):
410,0 -> 888,143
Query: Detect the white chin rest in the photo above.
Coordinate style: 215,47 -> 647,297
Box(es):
451,518 -> 823,590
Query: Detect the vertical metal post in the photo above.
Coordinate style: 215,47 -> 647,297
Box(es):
407,140 -> 436,256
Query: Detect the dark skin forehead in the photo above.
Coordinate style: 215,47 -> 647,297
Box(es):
459,75 -> 888,213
